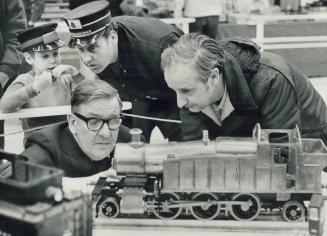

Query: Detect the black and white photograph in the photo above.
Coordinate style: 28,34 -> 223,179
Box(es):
0,0 -> 326,235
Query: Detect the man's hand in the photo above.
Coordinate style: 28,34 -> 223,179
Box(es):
0,72 -> 10,89
79,61 -> 96,80
33,70 -> 53,92
52,64 -> 79,82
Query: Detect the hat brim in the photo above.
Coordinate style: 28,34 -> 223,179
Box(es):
22,40 -> 65,52
68,29 -> 105,49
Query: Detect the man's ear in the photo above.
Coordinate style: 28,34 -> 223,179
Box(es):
67,114 -> 77,135
207,67 -> 220,89
109,30 -> 118,44
24,52 -> 34,65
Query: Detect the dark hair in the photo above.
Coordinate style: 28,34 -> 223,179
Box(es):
161,33 -> 224,82
102,21 -> 118,38
71,79 -> 122,112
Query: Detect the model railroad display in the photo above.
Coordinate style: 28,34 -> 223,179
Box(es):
93,124 -> 327,222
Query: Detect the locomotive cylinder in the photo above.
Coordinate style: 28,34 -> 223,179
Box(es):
113,137 -> 258,175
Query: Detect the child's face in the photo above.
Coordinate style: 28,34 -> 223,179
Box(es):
25,50 -> 59,73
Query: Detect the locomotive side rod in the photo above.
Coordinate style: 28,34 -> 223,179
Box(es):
145,200 -> 252,210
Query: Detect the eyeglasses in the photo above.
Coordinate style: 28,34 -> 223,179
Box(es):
74,112 -> 122,131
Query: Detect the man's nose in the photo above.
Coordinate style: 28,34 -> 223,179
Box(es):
98,122 -> 112,138
177,93 -> 187,108
49,54 -> 57,64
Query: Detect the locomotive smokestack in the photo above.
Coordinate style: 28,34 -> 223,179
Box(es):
129,128 -> 144,147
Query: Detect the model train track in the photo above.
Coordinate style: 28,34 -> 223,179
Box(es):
93,217 -> 309,235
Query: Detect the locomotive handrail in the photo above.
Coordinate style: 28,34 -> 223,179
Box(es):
170,153 -> 257,160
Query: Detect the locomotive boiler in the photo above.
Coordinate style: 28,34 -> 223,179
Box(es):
92,124 -> 327,222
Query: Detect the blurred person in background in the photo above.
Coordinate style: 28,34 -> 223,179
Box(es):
180,0 -> 222,39
22,0 -> 45,27
69,0 -> 172,18
69,0 -> 125,16
0,0 -> 27,150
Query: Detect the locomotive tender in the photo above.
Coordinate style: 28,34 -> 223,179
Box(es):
93,124 -> 327,222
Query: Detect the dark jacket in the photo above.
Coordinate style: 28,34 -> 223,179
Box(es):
21,122 -> 132,177
181,38 -> 327,143
0,0 -> 26,82
0,0 -> 26,149
99,16 -> 183,102
69,0 -> 124,17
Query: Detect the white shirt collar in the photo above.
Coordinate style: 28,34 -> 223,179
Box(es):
201,84 -> 234,126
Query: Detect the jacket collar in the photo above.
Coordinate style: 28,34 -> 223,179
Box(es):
223,50 -> 258,110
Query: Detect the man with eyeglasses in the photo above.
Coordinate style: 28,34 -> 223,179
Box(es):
21,79 -> 133,177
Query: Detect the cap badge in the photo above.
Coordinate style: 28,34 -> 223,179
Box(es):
67,19 -> 82,29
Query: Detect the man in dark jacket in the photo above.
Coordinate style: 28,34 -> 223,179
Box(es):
0,0 -> 27,149
21,79 -> 133,177
64,0 -> 183,142
161,33 -> 327,143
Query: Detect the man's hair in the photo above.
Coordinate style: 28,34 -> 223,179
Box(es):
161,33 -> 224,82
71,79 -> 122,112
24,50 -> 35,57
102,21 -> 119,38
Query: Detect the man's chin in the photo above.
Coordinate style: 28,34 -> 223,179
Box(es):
89,147 -> 115,161
88,65 -> 104,74
89,155 -> 106,161
188,106 -> 201,113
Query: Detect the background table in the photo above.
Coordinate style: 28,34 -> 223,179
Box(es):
218,21 -> 327,77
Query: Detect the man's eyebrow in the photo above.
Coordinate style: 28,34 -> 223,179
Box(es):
84,112 -> 119,119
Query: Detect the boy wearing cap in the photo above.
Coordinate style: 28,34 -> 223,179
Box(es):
64,0 -> 183,142
0,23 -> 81,138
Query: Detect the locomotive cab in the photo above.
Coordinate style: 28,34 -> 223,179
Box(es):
255,124 -> 325,193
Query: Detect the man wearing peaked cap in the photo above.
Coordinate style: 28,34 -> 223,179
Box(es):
64,0 -> 184,142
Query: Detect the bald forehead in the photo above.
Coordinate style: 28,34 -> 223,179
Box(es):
165,62 -> 199,80
74,96 -> 120,113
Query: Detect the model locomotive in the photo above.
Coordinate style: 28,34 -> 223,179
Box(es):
92,124 -> 327,222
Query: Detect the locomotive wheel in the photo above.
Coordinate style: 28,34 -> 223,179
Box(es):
153,192 -> 182,219
99,197 -> 120,218
190,193 -> 220,220
230,193 -> 261,221
281,200 -> 305,222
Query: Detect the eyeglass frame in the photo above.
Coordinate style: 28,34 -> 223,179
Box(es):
73,112 -> 123,131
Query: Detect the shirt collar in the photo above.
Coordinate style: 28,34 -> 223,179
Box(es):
201,84 -> 234,126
